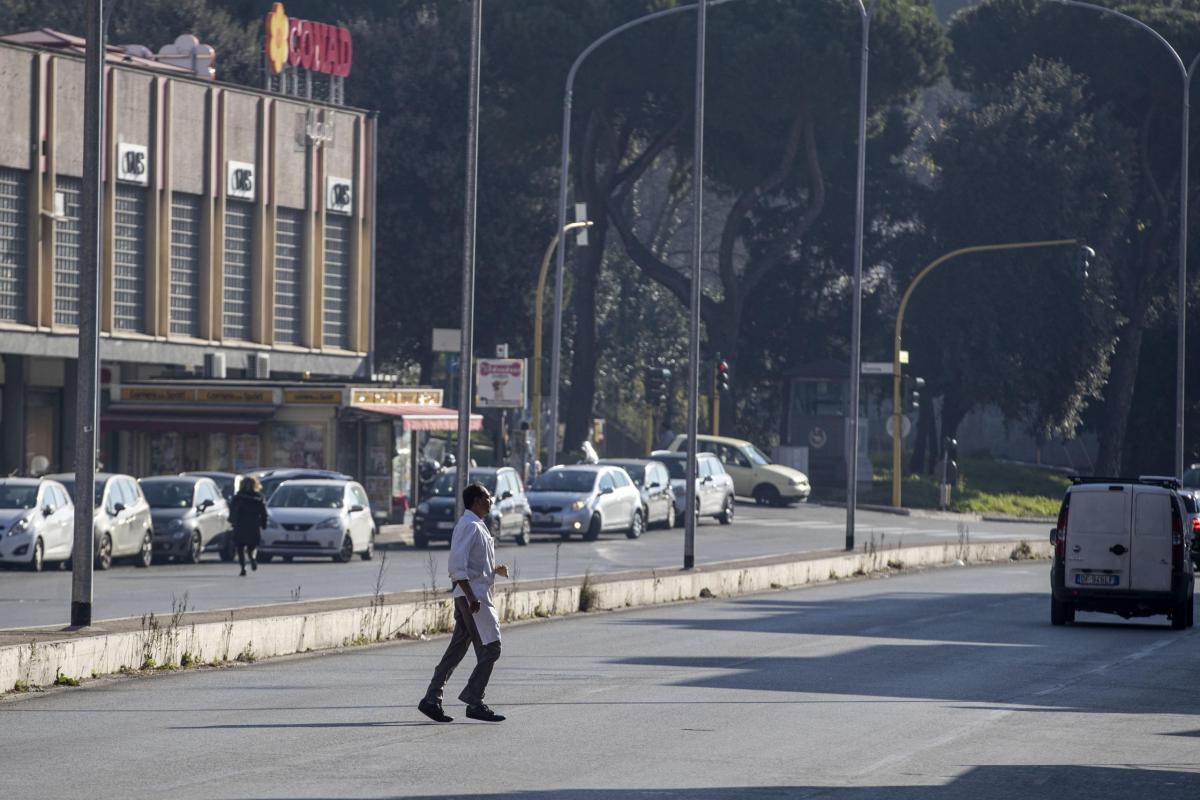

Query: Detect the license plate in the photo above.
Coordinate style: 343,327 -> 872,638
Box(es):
1075,573 -> 1120,587
436,521 -> 454,530
533,514 -> 557,525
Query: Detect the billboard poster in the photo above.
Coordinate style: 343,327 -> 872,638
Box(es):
475,359 -> 525,409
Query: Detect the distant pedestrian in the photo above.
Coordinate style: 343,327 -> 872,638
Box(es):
418,482 -> 508,723
229,476 -> 268,577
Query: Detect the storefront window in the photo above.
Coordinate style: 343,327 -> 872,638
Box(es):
270,423 -> 325,468
149,432 -> 182,475
208,432 -> 229,471
364,421 -> 392,514
232,434 -> 260,472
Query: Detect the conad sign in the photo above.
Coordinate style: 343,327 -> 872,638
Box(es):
264,2 -> 352,78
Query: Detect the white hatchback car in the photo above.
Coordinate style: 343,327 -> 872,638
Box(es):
0,478 -> 74,571
258,480 -> 376,563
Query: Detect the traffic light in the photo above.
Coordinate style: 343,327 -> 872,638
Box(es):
1077,245 -> 1095,281
715,358 -> 730,393
645,367 -> 671,405
904,376 -> 925,413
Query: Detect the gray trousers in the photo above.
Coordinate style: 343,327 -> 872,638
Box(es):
424,596 -> 501,707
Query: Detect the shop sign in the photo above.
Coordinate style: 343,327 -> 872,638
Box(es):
264,2 -> 353,78
326,176 -> 353,215
121,387 -> 195,402
285,389 -> 343,405
475,359 -> 525,409
117,143 -> 149,185
227,161 -> 256,201
198,388 -> 275,404
351,388 -> 443,407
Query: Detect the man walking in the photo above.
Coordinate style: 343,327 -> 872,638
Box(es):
418,482 -> 508,723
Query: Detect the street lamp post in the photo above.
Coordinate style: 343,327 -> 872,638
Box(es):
845,0 -> 878,552
890,239 -> 1081,508
1051,0 -> 1194,477
533,221 -> 593,462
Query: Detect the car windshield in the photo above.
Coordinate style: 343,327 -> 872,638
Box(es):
269,485 -> 344,509
141,481 -> 193,509
0,485 -> 37,509
55,479 -> 104,508
530,470 -> 597,493
654,459 -> 686,480
428,472 -> 497,497
1184,469 -> 1200,489
745,445 -> 770,466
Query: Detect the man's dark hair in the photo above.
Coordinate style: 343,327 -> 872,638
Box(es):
463,482 -> 490,509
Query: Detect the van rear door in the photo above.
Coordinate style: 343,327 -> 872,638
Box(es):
1129,487 -> 1173,592
1065,484 -> 1131,590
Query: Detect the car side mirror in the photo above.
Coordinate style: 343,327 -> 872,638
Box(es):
600,487 -> 614,495
349,504 -> 364,513
648,481 -> 659,489
198,499 -> 212,511
701,475 -> 713,484
112,502 -> 126,515
501,491 -> 513,500
42,505 -> 54,517
1049,528 -> 1058,544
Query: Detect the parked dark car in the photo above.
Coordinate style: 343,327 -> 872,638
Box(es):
181,471 -> 240,502
598,458 -> 675,529
412,467 -> 531,548
139,476 -> 230,564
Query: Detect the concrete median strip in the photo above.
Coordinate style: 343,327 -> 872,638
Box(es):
1,537 -> 1049,694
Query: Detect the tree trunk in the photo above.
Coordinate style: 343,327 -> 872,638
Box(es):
1095,311 -> 1147,475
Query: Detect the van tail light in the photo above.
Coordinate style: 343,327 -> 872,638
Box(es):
1192,517 -> 1200,536
1055,506 -> 1068,560
1171,507 -> 1184,565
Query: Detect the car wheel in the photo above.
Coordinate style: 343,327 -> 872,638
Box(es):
219,541 -> 235,563
664,503 -> 676,530
753,484 -> 780,506
94,534 -> 113,571
134,532 -> 153,568
674,504 -> 687,529
413,531 -> 429,548
360,529 -> 376,561
257,552 -> 274,563
185,532 -> 203,565
516,517 -> 531,546
333,535 -> 354,563
584,514 -> 602,542
626,510 -> 644,540
1172,596 -> 1190,630
29,538 -> 44,573
718,496 -> 735,525
1050,597 -> 1072,626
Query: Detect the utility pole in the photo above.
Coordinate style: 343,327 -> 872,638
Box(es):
684,0 -> 707,571
71,0 -> 104,628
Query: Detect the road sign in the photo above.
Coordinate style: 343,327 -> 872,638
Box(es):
861,362 -> 894,375
495,343 -> 509,358
886,415 -> 913,440
432,328 -> 460,353
476,359 -> 526,408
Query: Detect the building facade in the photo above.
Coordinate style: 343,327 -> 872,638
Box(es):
0,28 -> 385,489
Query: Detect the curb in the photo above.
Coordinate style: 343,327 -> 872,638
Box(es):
818,500 -> 1053,525
0,538 -> 1051,694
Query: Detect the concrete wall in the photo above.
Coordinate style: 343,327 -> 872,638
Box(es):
170,82 -> 208,195
273,99 -> 307,209
0,48 -> 33,170
52,57 -> 83,176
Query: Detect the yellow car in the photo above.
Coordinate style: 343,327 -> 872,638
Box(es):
667,434 -> 811,506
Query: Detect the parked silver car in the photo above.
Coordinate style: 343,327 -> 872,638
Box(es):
648,451 -> 737,525
527,465 -> 644,541
46,473 -> 154,570
0,478 -> 74,571
139,476 -> 231,564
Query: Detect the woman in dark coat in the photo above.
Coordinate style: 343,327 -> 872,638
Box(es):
229,476 -> 268,576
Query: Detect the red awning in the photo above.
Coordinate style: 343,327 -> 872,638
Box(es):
354,404 -> 483,432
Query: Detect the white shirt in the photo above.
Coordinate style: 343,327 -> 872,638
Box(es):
447,510 -> 496,602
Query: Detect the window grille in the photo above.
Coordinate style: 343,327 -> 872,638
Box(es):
53,176 -> 81,326
322,216 -> 350,349
113,184 -> 147,332
223,201 -> 253,340
169,193 -> 201,337
274,208 -> 303,345
0,168 -> 27,323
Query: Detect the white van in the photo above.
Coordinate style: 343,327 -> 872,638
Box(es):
1050,477 -> 1194,628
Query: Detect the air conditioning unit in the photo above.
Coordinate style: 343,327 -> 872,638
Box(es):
203,352 -> 226,379
248,353 -> 270,379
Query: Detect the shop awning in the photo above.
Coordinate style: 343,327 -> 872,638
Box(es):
102,406 -> 273,434
354,404 -> 483,432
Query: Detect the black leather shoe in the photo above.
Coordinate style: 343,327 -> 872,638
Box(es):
465,704 -> 505,722
418,699 -> 453,723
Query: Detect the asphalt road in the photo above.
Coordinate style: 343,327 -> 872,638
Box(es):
0,503 -> 1049,629
3,563 -> 1198,799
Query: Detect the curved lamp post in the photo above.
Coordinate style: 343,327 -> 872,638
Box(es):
1050,0 -> 1196,477
890,239 -> 1084,508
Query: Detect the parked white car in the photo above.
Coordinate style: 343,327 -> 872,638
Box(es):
527,465 -> 645,541
1050,476 -> 1195,628
0,478 -> 74,571
258,480 -> 376,563
46,473 -> 155,570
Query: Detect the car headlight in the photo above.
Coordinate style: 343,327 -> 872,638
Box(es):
167,518 -> 186,532
416,502 -> 430,516
315,516 -> 341,530
7,516 -> 31,536
789,477 -> 807,486
266,516 -> 282,530
571,499 -> 588,511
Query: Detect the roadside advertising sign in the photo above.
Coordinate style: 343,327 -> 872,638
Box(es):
264,2 -> 353,77
475,359 -> 526,409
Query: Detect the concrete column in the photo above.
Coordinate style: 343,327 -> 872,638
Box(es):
1,355 -> 27,475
